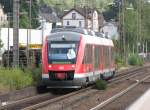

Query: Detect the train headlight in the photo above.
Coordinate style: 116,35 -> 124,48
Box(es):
49,65 -> 52,68
72,65 -> 75,68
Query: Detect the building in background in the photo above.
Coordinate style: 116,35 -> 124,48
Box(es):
61,7 -> 104,32
100,22 -> 119,40
0,4 -> 7,27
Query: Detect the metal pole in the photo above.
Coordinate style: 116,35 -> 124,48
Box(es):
27,0 -> 32,66
137,0 -> 140,54
7,13 -> 10,67
122,0 -> 126,63
26,28 -> 29,66
29,0 -> 32,43
146,41 -> 147,59
13,0 -> 20,67
119,1 -> 121,54
139,0 -> 142,53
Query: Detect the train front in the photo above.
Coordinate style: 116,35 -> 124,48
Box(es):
42,32 -> 82,88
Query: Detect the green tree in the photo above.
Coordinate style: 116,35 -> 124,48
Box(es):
123,0 -> 150,53
42,0 -> 113,12
0,39 -> 3,49
0,0 -> 40,29
20,0 -> 40,29
124,7 -> 138,53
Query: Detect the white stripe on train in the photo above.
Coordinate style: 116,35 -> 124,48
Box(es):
42,68 -> 115,79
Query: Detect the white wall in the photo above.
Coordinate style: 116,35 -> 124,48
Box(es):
0,6 -> 7,26
63,10 -> 84,19
63,20 -> 85,28
0,27 -> 52,51
62,10 -> 85,28
92,10 -> 99,32
101,23 -> 119,40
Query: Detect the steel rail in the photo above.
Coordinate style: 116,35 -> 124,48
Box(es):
0,93 -> 52,109
90,74 -> 150,110
22,86 -> 93,110
115,63 -> 150,77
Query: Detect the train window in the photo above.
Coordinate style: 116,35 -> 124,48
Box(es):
111,47 -> 115,64
104,46 -> 109,68
67,48 -> 76,59
48,42 -> 79,64
83,44 -> 92,64
94,45 -> 101,69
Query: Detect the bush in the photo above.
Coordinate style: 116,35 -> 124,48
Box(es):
128,54 -> 144,66
96,79 -> 107,90
115,55 -> 125,69
23,65 -> 42,85
0,68 -> 33,90
28,66 -> 42,85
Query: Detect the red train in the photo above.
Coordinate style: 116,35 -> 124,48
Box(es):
41,28 -> 115,88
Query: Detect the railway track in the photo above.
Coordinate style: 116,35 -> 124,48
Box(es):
0,64 -> 149,110
90,74 -> 150,110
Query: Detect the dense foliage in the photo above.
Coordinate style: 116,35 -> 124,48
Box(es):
115,54 -> 125,69
40,0 -> 113,15
128,54 -> 144,66
109,0 -> 150,61
0,0 -> 40,28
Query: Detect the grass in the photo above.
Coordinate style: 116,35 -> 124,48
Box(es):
0,68 -> 33,91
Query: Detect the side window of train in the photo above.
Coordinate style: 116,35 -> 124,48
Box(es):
104,46 -> 109,68
94,45 -> 100,69
109,47 -> 111,61
111,47 -> 115,63
83,44 -> 92,64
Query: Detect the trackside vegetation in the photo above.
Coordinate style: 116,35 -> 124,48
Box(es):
0,68 -> 39,93
0,66 -> 42,93
96,79 -> 107,90
115,54 -> 125,69
128,54 -> 144,66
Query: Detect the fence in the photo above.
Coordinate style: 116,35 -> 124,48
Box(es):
0,48 -> 41,68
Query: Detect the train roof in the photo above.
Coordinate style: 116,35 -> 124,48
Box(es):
50,27 -> 108,38
48,31 -> 81,42
48,28 -> 113,46
51,27 -> 88,35
48,32 -> 113,45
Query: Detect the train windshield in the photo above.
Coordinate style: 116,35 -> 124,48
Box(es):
48,42 -> 79,64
